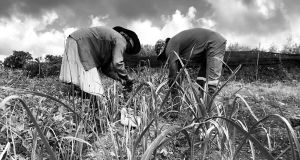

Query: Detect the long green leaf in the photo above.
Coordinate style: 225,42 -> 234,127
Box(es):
207,116 -> 275,160
0,86 -> 102,141
233,94 -> 259,121
251,114 -> 300,160
141,125 -> 182,160
171,49 -> 207,117
208,65 -> 242,110
0,142 -> 10,160
0,95 -> 57,160
234,119 -> 256,160
132,119 -> 155,159
62,136 -> 92,147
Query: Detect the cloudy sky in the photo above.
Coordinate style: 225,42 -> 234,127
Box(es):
0,0 -> 300,61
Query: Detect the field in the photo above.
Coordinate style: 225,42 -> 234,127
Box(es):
0,64 -> 300,160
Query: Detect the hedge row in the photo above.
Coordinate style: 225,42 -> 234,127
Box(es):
23,61 -> 61,77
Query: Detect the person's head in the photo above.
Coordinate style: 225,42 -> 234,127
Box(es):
155,38 -> 170,62
113,26 -> 141,55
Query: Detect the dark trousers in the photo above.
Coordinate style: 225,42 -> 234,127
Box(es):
169,41 -> 226,110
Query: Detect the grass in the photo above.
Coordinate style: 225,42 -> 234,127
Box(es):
0,64 -> 300,160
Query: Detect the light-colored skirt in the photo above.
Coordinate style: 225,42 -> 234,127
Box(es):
59,38 -> 104,96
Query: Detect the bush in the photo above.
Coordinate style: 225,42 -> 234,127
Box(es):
23,61 -> 44,77
45,63 -> 61,76
139,44 -> 156,56
44,54 -> 62,76
23,61 -> 62,78
3,51 -> 32,69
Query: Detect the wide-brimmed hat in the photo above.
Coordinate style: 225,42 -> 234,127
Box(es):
113,26 -> 141,55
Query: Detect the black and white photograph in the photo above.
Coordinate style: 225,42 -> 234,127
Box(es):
0,0 -> 300,159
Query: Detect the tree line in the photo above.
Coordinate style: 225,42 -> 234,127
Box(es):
0,42 -> 299,78
1,50 -> 62,77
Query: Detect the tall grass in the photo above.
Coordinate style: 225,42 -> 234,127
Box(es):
0,59 -> 299,159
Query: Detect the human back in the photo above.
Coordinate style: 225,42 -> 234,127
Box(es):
69,26 -> 126,71
166,28 -> 226,63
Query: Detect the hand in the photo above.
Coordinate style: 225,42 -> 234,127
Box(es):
123,79 -> 134,93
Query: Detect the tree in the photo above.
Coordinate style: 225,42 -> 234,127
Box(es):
44,54 -> 62,76
227,43 -> 251,51
45,54 -> 62,64
139,44 -> 155,56
281,36 -> 300,54
268,44 -> 278,53
3,51 -> 33,69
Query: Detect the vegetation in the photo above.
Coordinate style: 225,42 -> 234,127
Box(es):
3,51 -> 32,69
0,45 -> 300,159
281,36 -> 300,54
2,50 -> 62,77
227,43 -> 252,52
23,55 -> 62,77
0,54 -> 300,159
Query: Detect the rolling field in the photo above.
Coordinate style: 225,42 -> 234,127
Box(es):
0,65 -> 300,160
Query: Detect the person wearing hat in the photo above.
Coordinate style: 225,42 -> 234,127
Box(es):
60,26 -> 141,95
155,28 -> 226,111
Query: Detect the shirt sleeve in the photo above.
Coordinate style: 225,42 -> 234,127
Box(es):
111,40 -> 130,82
101,63 -> 122,82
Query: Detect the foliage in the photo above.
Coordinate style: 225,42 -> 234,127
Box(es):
139,44 -> 156,56
44,54 -> 62,76
280,36 -> 300,54
0,57 -> 300,159
268,44 -> 278,53
3,51 -> 33,69
23,60 -> 42,77
227,43 -> 251,51
45,54 -> 62,64
23,55 -> 62,77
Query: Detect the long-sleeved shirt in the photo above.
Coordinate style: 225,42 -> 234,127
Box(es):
165,28 -> 226,86
165,28 -> 226,64
69,26 -> 129,82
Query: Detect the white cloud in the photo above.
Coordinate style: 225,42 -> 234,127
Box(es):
208,0 -> 248,25
160,7 -> 197,38
0,55 -> 6,61
129,6 -> 216,45
128,2 -> 297,51
128,20 -> 162,45
205,0 -> 298,50
256,0 -> 276,18
90,15 -> 109,27
224,31 -> 290,50
1,1 -> 299,60
284,12 -> 300,44
63,27 -> 78,38
197,18 -> 216,29
0,13 -> 112,60
0,11 -> 78,59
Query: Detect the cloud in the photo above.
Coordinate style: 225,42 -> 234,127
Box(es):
90,15 -> 109,27
128,1 -> 299,50
129,7 -> 216,45
0,0 -> 300,60
128,20 -> 162,45
207,0 -> 288,34
0,0 -> 210,28
0,12 -> 69,58
0,6 -> 213,60
203,0 -> 296,49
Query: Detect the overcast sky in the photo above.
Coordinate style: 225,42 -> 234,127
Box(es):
0,0 -> 300,61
